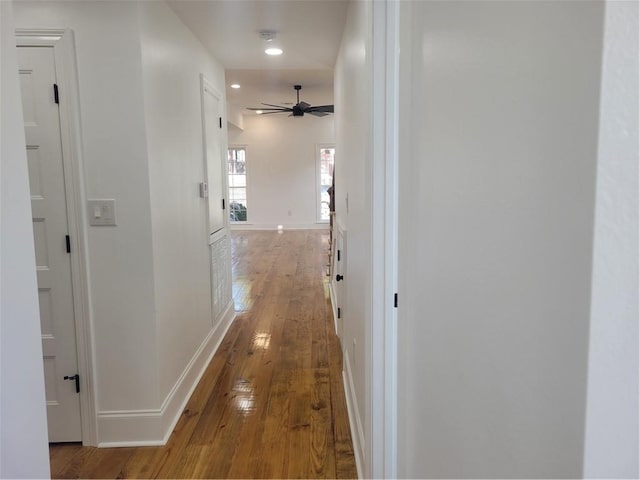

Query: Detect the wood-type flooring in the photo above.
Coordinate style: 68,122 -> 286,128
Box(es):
49,229 -> 357,479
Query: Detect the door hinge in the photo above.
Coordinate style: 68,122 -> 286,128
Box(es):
219,116 -> 222,128
222,198 -> 225,210
65,235 -> 71,253
53,84 -> 59,104
394,293 -> 398,308
337,249 -> 341,261
337,307 -> 341,319
64,374 -> 80,393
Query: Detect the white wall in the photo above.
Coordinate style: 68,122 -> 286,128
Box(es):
397,1 -> 605,477
228,113 -> 334,229
12,0 -> 232,445
226,103 -> 244,131
0,2 -> 51,476
13,0 -> 159,413
583,1 -> 639,477
333,0 -> 371,475
138,0 -> 227,405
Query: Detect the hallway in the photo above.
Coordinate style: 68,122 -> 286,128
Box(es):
48,230 -> 357,479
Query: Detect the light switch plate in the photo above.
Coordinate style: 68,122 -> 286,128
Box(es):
88,199 -> 116,226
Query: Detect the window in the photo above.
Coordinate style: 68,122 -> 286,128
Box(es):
228,147 -> 247,222
318,146 -> 335,222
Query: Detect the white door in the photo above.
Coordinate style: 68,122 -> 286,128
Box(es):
334,229 -> 346,346
18,45 -> 82,442
201,77 -> 225,236
201,76 -> 232,323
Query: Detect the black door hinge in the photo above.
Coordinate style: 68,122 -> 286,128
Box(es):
222,198 -> 225,210
53,84 -> 59,104
394,293 -> 398,308
337,307 -> 341,319
219,116 -> 222,128
64,374 -> 80,393
65,235 -> 71,253
337,249 -> 341,261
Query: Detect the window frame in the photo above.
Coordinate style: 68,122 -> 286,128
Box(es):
227,145 -> 248,224
316,144 -> 335,223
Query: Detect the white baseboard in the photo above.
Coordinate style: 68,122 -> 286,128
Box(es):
96,301 -> 235,447
343,354 -> 365,478
230,223 -> 329,231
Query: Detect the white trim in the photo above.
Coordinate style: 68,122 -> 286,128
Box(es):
329,224 -> 346,346
329,281 -> 338,336
15,27 -> 66,42
343,355 -> 364,478
201,75 -> 223,101
370,1 -> 399,477
200,74 -> 228,236
209,225 -> 228,244
227,145 -> 249,224
230,223 -> 328,231
15,28 -> 98,446
383,1 -> 399,477
97,440 -> 167,448
315,143 -> 335,223
97,302 -> 235,447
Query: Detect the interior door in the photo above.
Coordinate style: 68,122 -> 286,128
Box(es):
334,229 -> 346,346
201,76 -> 232,324
201,77 -> 225,237
18,45 -> 82,442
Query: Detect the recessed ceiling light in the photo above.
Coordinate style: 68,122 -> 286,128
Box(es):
230,83 -> 240,89
265,47 -> 283,56
255,110 -> 263,115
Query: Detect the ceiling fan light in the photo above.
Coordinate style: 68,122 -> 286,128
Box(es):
265,47 -> 283,56
255,110 -> 263,115
230,83 -> 240,89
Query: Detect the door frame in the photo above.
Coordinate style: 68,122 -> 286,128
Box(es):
333,227 -> 347,344
370,0 -> 399,477
200,74 -> 228,238
16,28 -> 97,446
315,143 -> 335,224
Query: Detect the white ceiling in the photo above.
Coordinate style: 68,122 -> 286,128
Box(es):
225,69 -> 334,108
166,0 -> 349,114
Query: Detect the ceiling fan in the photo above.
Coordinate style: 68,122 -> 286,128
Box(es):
247,85 -> 334,117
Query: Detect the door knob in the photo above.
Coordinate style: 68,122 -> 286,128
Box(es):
336,274 -> 344,281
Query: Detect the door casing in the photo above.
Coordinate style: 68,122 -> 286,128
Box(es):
16,28 -> 97,447
200,74 -> 227,238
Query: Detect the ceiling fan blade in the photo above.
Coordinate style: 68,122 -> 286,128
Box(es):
307,105 -> 334,113
261,103 -> 290,109
247,107 -> 291,112
249,85 -> 334,118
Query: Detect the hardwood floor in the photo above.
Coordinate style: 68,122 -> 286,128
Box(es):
49,229 -> 357,479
